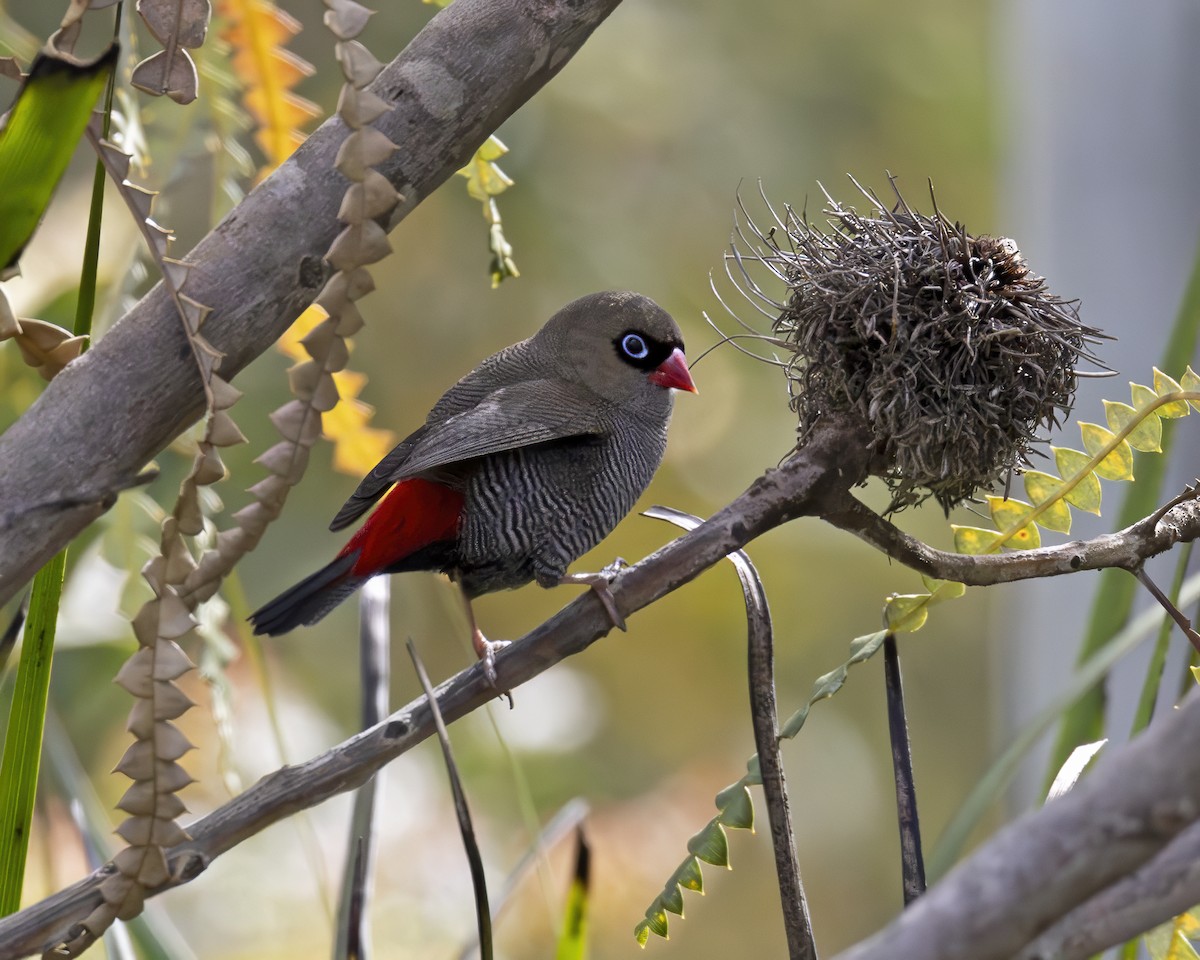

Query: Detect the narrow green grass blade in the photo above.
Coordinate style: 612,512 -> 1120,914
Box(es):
0,44 -> 117,277
0,548 -> 66,913
1046,239 -> 1200,787
555,831 -> 590,960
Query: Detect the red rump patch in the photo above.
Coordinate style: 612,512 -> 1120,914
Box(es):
338,478 -> 464,576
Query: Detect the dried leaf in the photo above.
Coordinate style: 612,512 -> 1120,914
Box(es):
12,317 -> 87,379
334,126 -> 396,181
336,84 -> 390,128
323,0 -> 373,40
130,47 -> 200,105
335,38 -> 383,87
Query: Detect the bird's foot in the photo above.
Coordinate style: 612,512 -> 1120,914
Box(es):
472,626 -> 511,691
599,556 -> 629,578
558,570 -> 627,632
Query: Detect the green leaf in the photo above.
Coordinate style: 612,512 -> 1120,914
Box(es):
1152,369 -> 1192,418
674,857 -> 704,893
1079,422 -> 1135,481
1022,471 -> 1072,533
636,904 -> 669,942
1051,447 -> 1103,514
715,784 -> 754,831
951,525 -> 1002,555
885,581 -> 964,632
884,594 -> 928,633
1103,400 -> 1162,453
779,631 -> 888,739
0,46 -> 118,278
0,549 -> 67,912
658,882 -> 684,917
686,821 -> 729,867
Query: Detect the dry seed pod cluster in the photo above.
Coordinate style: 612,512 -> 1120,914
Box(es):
729,181 -> 1105,511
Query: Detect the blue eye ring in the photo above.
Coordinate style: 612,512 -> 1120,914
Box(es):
621,333 -> 649,359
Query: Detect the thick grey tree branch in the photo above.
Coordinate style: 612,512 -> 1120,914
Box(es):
829,689 -> 1200,960
0,0 -> 624,604
1016,820 -> 1200,960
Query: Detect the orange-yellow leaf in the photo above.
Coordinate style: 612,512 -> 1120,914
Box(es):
217,0 -> 320,175
325,369 -> 395,476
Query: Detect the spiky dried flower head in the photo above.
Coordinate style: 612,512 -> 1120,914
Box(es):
720,178 -> 1105,512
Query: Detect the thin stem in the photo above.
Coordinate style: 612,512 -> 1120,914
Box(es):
407,639 -> 492,960
1134,567 -> 1200,654
883,633 -> 926,905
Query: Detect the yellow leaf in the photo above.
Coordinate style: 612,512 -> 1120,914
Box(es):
951,525 -> 1002,555
884,594 -> 929,633
1181,366 -> 1200,411
1079,422 -> 1134,481
1022,471 -> 1072,533
1103,400 -> 1162,453
1153,368 -> 1192,418
457,135 -> 514,202
985,496 -> 1041,550
1052,447 -> 1102,514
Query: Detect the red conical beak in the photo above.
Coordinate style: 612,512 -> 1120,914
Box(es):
648,347 -> 698,393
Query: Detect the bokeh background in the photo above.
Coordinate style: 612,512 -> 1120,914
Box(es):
2,0 -> 1199,957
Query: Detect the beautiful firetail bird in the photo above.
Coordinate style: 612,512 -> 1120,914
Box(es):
250,291 -> 697,680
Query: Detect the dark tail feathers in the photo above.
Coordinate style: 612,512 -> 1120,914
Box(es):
249,553 -> 365,636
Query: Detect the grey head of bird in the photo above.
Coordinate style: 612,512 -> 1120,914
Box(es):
533,290 -> 695,405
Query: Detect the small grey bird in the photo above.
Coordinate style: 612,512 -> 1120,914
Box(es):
250,291 -> 697,678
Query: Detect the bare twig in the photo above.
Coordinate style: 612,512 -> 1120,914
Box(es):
1133,567 -> 1200,653
646,506 -> 816,960
5,411 -> 1200,955
407,640 -> 492,960
0,415 -> 869,958
822,485 -> 1200,586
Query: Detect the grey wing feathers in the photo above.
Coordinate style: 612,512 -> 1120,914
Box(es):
328,379 -> 608,531
393,380 -> 609,478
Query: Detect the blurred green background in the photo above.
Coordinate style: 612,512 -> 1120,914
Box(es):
2,0 -> 1199,957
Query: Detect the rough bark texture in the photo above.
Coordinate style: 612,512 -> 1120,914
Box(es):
0,0 -> 624,604
829,689 -> 1200,960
